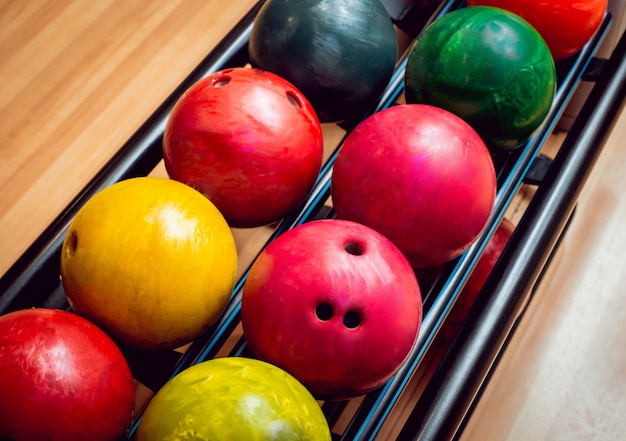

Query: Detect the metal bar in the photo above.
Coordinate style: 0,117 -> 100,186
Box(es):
397,22 -> 626,441
338,12 -> 614,441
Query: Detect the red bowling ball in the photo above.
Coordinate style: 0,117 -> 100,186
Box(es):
163,67 -> 324,228
331,104 -> 497,268
241,219 -> 422,400
448,217 -> 516,329
467,0 -> 608,62
0,308 -> 135,441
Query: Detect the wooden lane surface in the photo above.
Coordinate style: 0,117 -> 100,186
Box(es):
457,111 -> 626,439
2,1 -> 626,440
0,0 -> 258,277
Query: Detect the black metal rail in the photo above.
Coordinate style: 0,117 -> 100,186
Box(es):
397,23 -> 626,441
1,1 -> 624,440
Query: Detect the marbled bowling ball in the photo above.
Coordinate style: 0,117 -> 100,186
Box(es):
136,357 -> 331,440
405,6 -> 556,149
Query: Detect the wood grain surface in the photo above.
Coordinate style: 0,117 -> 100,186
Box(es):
1,1 -> 625,440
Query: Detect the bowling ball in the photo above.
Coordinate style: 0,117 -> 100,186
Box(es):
0,308 -> 135,441
136,357 -> 331,440
467,0 -> 608,62
447,217 -> 516,329
60,177 -> 238,350
241,219 -> 422,400
331,104 -> 496,268
163,67 -> 324,228
249,0 -> 398,123
405,6 -> 556,149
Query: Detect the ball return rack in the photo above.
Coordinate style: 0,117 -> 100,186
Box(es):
1,1 -> 625,439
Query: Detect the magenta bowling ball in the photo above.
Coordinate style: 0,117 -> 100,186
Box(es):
331,104 -> 497,268
241,219 -> 422,400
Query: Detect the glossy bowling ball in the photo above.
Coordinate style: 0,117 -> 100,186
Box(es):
467,0 -> 608,62
249,0 -> 398,123
136,357 -> 331,440
0,308 -> 135,441
60,177 -> 238,351
241,219 -> 422,400
331,104 -> 497,269
447,217 -> 516,330
163,67 -> 324,228
405,6 -> 556,149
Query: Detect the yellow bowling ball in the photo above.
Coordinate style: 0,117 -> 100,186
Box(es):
60,177 -> 238,350
137,357 -> 332,440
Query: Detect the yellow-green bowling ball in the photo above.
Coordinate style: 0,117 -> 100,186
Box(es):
136,357 -> 331,440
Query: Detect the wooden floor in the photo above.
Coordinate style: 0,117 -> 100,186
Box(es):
2,1 -> 625,439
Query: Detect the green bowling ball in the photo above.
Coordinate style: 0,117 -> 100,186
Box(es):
136,357 -> 331,440
405,6 -> 556,149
